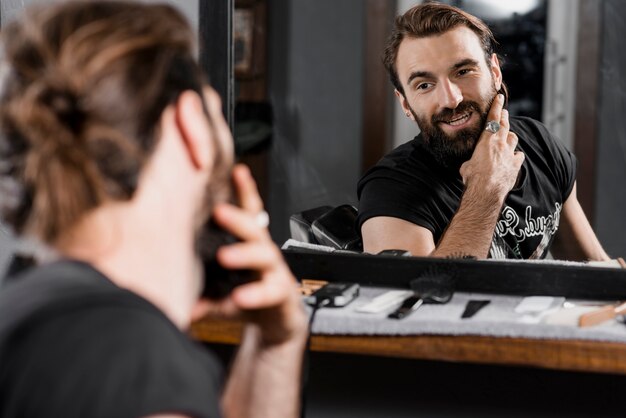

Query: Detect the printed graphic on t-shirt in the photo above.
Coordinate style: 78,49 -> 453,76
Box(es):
490,202 -> 563,259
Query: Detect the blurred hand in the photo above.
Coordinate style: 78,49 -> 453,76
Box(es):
460,94 -> 525,198
192,164 -> 307,346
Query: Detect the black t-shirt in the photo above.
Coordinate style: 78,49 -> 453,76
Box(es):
0,260 -> 223,418
357,117 -> 577,259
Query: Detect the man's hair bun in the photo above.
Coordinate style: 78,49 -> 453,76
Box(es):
38,82 -> 85,136
0,1 -> 206,243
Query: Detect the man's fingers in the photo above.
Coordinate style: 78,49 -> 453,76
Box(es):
486,93 -> 504,127
233,164 -> 264,214
191,297 -> 240,321
476,94 -> 506,146
212,203 -> 269,242
500,108 -> 510,131
217,241 -> 280,271
506,131 -> 518,148
231,274 -> 297,310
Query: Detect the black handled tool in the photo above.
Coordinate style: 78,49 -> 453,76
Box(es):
461,300 -> 491,319
388,272 -> 455,320
388,294 -> 423,319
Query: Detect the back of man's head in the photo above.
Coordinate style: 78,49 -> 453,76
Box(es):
383,2 -> 498,96
0,1 -> 210,244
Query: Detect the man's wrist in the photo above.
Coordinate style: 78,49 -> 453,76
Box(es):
432,180 -> 507,259
244,295 -> 308,349
463,180 -> 507,208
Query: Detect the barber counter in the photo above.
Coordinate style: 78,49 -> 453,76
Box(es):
192,250 -> 626,418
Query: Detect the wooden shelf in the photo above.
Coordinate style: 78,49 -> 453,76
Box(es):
191,318 -> 626,375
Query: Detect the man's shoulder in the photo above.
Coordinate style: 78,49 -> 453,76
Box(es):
0,307 -> 221,418
2,259 -> 114,293
359,135 -> 428,179
0,259 -> 186,359
0,261 -> 222,418
0,260 -> 210,364
378,136 -> 420,166
510,116 -> 572,157
0,260 -> 144,327
357,133 -> 453,201
510,116 -> 551,140
358,137 -> 420,198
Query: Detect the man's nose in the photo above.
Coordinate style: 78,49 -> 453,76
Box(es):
437,79 -> 463,110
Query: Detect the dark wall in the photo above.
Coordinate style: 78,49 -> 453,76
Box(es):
595,0 -> 626,258
266,0 -> 365,243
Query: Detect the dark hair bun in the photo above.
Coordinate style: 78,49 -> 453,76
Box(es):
0,1 -> 203,243
39,84 -> 85,135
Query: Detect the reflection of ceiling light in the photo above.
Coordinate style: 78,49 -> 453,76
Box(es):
462,0 -> 541,21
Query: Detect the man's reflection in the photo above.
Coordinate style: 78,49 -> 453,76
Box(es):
358,2 -> 609,262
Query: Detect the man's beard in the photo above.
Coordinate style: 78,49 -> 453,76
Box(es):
193,132 -> 236,275
411,92 -> 497,170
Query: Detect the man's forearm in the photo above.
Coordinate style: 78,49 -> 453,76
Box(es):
222,324 -> 307,418
425,92 -> 522,259
432,184 -> 505,259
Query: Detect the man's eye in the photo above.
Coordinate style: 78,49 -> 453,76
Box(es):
416,82 -> 431,91
458,69 -> 471,76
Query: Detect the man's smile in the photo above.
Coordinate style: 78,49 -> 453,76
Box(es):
439,111 -> 475,131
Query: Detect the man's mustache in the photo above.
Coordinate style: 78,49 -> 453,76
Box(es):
431,101 -> 482,124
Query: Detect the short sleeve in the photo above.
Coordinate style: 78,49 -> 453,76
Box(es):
357,169 -> 439,237
357,138 -> 466,244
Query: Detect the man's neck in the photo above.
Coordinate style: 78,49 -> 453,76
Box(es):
56,202 -> 199,329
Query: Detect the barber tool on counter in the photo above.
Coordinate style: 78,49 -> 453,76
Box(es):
578,301 -> 626,327
305,282 -> 360,308
388,272 -> 455,319
461,300 -> 491,319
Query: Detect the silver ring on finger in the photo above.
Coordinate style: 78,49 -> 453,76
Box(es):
485,120 -> 500,134
254,210 -> 270,228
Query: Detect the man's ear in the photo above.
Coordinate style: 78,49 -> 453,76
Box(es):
490,53 -> 503,91
395,89 -> 414,120
175,90 -> 213,170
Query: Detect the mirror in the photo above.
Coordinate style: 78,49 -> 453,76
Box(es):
0,0 -> 623,282
238,0 -> 626,263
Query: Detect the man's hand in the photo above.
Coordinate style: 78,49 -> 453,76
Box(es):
429,94 -> 525,258
190,164 -> 307,418
192,164 -> 307,346
460,93 -> 525,199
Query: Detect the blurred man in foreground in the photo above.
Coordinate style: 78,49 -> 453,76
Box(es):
0,2 -> 307,417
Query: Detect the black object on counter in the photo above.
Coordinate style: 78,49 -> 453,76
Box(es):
461,300 -> 491,319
